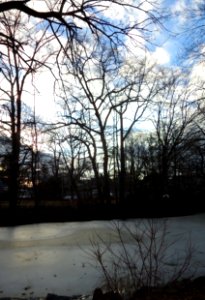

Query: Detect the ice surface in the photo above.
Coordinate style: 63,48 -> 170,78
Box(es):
0,215 -> 205,297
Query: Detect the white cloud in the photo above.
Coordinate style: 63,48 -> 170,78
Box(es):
170,0 -> 188,25
189,61 -> 205,92
151,47 -> 170,65
24,70 -> 58,122
171,0 -> 205,25
171,0 -> 186,14
100,1 -> 127,20
27,0 -> 51,12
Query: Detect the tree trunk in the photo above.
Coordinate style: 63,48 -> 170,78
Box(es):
8,132 -> 20,210
119,113 -> 125,205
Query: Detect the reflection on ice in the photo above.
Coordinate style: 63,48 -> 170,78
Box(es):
0,214 -> 205,297
0,223 -> 80,241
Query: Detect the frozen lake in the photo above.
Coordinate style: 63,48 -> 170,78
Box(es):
0,214 -> 205,298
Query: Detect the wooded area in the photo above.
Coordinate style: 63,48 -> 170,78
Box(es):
0,1 -> 205,219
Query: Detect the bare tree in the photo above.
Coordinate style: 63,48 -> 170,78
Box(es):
56,39 -> 164,206
0,12 -> 53,208
57,42 -> 120,203
22,107 -> 45,206
150,72 -> 198,197
110,59 -> 163,204
0,0 -> 166,209
0,0 -> 163,47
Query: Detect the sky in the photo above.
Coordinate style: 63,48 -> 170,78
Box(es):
1,0 -> 205,133
29,0 -> 173,121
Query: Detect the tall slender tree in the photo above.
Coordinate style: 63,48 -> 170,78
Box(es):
0,12 -> 53,208
150,72 -> 198,196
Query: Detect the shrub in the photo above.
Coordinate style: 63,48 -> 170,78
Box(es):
87,219 -> 195,297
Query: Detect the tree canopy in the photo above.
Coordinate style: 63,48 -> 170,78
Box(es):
0,0 -> 161,40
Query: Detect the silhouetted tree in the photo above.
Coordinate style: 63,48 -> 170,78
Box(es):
0,12 -> 52,209
0,0 -> 166,209
150,72 -> 198,197
111,59 -> 163,204
57,41 -> 165,206
0,0 -> 164,57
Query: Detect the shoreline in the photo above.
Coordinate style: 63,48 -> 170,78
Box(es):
0,205 -> 201,227
1,277 -> 205,300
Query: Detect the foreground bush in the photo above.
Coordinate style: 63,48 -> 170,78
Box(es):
87,219 -> 195,298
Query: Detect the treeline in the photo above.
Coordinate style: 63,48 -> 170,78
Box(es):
1,93 -> 205,216
0,2 -> 205,216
